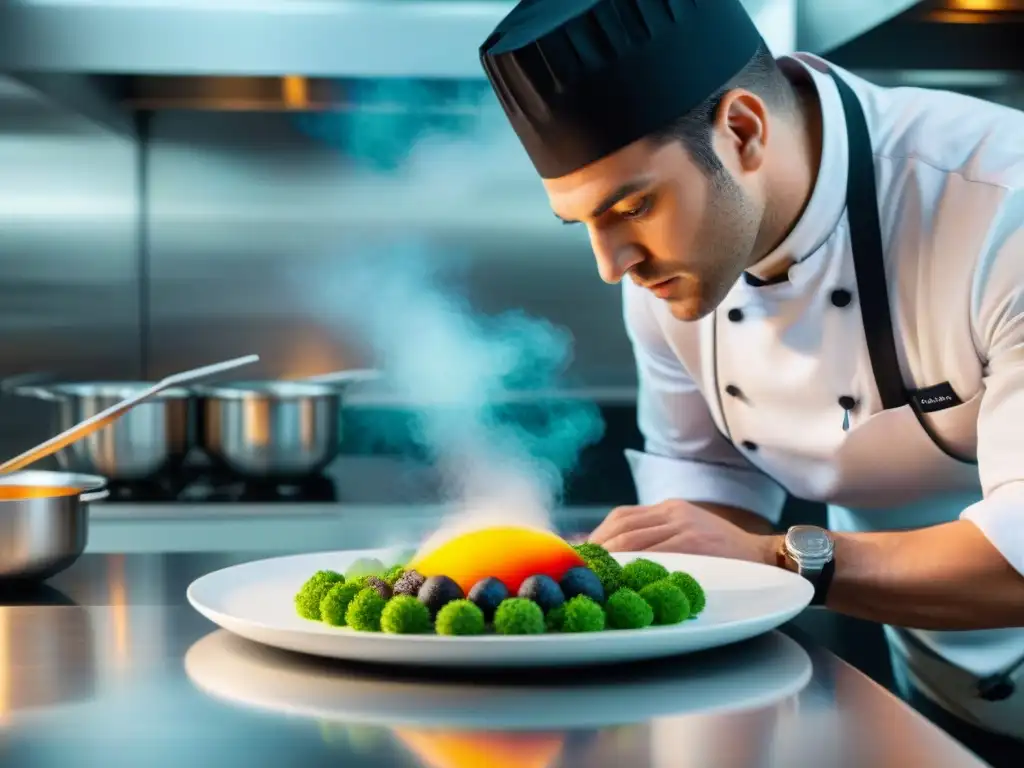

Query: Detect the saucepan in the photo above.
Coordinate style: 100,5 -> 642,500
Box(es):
0,470 -> 107,582
0,356 -> 261,581
194,369 -> 380,481
5,355 -> 262,482
10,382 -> 197,481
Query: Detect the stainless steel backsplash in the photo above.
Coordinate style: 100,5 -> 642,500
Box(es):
145,110 -> 631,387
0,77 -> 141,457
0,84 -> 634,455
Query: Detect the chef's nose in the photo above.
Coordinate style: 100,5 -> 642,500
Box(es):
589,228 -> 644,284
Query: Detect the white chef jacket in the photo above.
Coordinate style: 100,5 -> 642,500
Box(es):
623,52 -> 1024,729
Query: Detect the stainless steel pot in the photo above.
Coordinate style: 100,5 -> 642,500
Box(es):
0,470 -> 107,582
13,383 -> 196,481
195,381 -> 343,480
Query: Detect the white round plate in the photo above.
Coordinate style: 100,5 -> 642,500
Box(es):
184,628 -> 813,729
186,548 -> 813,668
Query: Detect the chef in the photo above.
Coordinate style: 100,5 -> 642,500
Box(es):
480,0 -> 1024,757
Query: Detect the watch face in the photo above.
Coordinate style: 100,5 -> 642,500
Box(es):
786,525 -> 834,563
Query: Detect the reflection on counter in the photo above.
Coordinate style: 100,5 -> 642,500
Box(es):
184,628 -> 812,767
0,585 -> 96,718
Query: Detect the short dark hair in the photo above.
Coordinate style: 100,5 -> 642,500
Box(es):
649,42 -> 796,175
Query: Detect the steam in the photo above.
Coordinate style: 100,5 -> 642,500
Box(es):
319,244 -> 604,546
294,79 -> 507,174
291,81 -> 604,547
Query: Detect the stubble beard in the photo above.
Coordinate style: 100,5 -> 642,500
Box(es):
667,171 -> 761,322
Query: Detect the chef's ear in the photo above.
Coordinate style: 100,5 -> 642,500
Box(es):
713,88 -> 769,173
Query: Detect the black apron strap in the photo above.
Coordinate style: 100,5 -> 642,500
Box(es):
830,72 -> 909,411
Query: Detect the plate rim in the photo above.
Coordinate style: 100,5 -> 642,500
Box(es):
186,548 -> 813,648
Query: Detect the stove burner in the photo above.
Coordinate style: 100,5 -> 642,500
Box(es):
103,470 -> 338,503
104,475 -> 187,503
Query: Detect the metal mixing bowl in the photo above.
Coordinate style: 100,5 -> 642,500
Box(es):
13,383 -> 196,481
0,471 -> 107,582
195,381 -> 343,480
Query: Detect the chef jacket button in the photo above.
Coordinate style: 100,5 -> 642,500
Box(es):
838,395 -> 858,411
727,308 -> 744,322
725,384 -> 743,398
741,440 -> 758,451
830,289 -> 854,308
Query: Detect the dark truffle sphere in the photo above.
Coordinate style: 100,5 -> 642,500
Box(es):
417,575 -> 465,617
393,570 -> 426,597
362,576 -> 392,600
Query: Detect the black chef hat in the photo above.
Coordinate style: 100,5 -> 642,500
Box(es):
480,0 -> 764,179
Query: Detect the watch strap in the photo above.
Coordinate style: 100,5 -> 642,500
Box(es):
808,558 -> 835,606
777,539 -> 836,606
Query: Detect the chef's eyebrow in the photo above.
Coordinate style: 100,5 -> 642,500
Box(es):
554,177 -> 654,224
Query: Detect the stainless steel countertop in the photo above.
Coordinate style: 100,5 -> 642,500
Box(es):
0,505 -> 989,768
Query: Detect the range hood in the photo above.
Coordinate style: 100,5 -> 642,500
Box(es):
0,0 -> 1019,124
0,0 -> 796,79
0,0 -> 512,80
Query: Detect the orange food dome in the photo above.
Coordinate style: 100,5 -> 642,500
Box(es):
408,526 -> 585,594
394,729 -> 563,768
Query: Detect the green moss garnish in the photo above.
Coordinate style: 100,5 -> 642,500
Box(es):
605,587 -> 654,629
383,565 -> 406,587
435,599 -> 486,636
320,581 -> 362,626
621,559 -> 670,592
639,581 -> 689,625
294,570 -> 344,620
545,604 -> 566,632
345,587 -> 387,631
380,595 -> 432,634
572,542 -> 612,562
493,598 -> 545,635
561,595 -> 605,632
667,571 -> 706,615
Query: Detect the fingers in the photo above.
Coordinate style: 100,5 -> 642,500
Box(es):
601,524 -> 679,553
606,504 -> 646,516
634,535 -> 692,553
589,507 -> 668,546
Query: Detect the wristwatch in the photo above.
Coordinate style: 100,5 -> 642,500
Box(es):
776,525 -> 836,606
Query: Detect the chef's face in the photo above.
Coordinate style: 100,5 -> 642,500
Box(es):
543,91 -> 769,321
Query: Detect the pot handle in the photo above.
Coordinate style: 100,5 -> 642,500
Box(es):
9,385 -> 62,402
0,371 -> 57,398
81,488 -> 110,503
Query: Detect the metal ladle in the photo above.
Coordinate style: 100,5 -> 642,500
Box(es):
0,354 -> 260,475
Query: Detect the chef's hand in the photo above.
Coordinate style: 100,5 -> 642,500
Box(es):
588,499 -> 773,564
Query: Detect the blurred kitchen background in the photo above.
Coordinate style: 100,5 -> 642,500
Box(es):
0,0 -> 1021,687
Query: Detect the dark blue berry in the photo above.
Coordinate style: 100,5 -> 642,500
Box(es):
467,577 -> 509,622
560,566 -> 605,604
517,575 -> 565,613
417,575 -> 464,617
